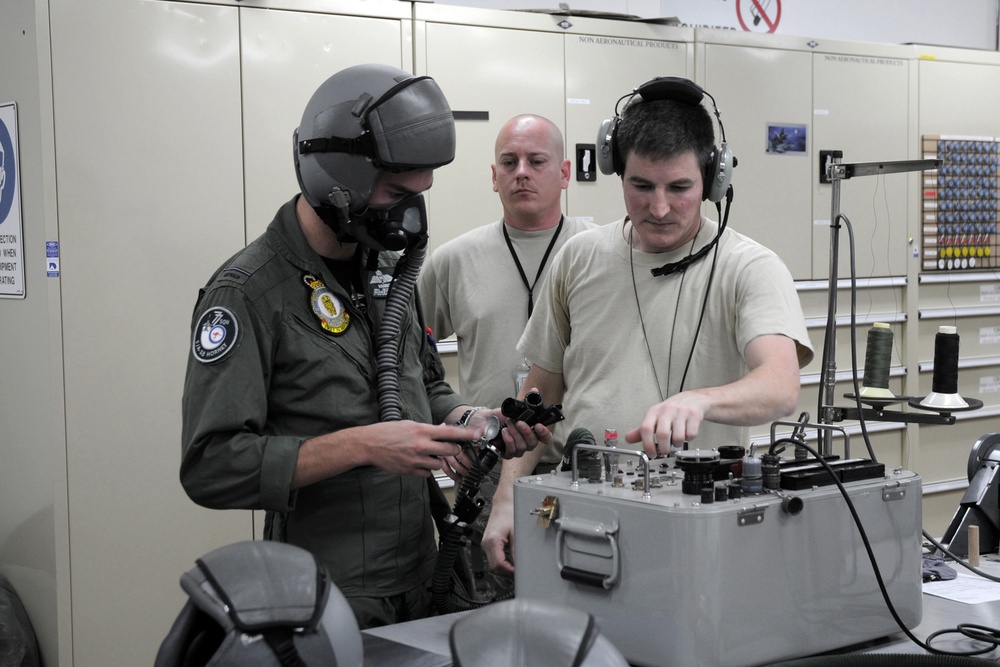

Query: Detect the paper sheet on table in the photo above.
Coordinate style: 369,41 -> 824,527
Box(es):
923,571 -> 1000,604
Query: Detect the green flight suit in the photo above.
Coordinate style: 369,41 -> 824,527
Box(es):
180,196 -> 464,610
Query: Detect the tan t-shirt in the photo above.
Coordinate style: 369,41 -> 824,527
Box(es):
419,217 -> 595,459
518,217 -> 814,452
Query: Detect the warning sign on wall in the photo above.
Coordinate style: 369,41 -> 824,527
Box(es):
0,101 -> 24,299
736,0 -> 782,34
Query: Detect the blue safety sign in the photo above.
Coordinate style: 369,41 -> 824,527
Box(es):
0,102 -> 24,298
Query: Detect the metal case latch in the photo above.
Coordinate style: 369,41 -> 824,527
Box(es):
883,484 -> 907,502
738,505 -> 766,526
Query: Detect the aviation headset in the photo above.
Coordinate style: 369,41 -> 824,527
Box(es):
596,76 -> 735,203
601,78 -> 739,394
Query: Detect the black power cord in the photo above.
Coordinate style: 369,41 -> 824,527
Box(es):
815,198 -> 1000,655
816,212 -> 878,463
920,530 -> 1000,652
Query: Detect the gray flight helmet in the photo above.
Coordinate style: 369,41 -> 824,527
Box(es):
294,63 -> 456,217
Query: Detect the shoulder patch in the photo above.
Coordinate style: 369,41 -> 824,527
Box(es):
218,266 -> 252,286
192,307 -> 240,364
214,243 -> 275,288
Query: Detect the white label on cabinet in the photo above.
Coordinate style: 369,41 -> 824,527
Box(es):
981,326 -> 1000,345
980,375 -> 1000,394
981,284 -> 1000,302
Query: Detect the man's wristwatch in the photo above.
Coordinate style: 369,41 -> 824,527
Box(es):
456,406 -> 487,428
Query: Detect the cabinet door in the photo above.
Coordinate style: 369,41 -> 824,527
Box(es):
812,52 -> 912,279
919,60 -> 1000,144
48,1 -> 245,664
420,22 -> 566,250
240,8 -> 408,240
564,34 -> 693,226
703,43 -> 814,280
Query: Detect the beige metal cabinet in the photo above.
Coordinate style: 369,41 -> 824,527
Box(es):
563,30 -> 693,224
914,45 -> 1000,509
414,5 -> 695,247
811,48 -> 914,280
699,38 -> 815,279
701,32 -> 916,475
14,0 -> 416,664
697,31 -> 914,282
241,7 -> 410,240
48,2 -> 246,664
918,55 -> 1000,139
418,18 -> 567,249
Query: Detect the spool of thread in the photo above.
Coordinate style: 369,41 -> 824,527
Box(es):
859,322 -> 895,399
932,327 -> 961,394
918,325 -> 969,410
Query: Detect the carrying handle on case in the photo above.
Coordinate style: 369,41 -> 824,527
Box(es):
555,517 -> 620,589
560,566 -> 608,588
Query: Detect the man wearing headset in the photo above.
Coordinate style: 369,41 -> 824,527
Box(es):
482,78 -> 814,576
179,64 -> 548,629
419,114 -> 594,601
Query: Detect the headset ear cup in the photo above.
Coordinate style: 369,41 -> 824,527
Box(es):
704,142 -> 734,202
596,117 -> 619,176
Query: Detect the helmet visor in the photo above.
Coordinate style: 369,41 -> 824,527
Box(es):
365,76 -> 456,171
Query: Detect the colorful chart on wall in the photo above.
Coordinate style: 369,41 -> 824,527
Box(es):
921,135 -> 999,272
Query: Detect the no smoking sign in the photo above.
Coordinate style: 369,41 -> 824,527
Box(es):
737,0 -> 781,33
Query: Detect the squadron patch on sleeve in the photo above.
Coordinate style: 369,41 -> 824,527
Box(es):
192,306 -> 240,364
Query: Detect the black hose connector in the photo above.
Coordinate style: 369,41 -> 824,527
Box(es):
500,391 -> 564,428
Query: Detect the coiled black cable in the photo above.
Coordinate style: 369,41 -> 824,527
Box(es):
431,447 -> 501,614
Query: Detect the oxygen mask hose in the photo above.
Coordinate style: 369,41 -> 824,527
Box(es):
375,240 -> 425,422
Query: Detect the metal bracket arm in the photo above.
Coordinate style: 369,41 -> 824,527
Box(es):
826,405 -> 957,426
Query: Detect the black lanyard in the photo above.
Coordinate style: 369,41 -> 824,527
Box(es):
502,216 -> 564,318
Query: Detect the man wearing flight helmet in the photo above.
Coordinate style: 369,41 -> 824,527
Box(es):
180,64 -> 548,629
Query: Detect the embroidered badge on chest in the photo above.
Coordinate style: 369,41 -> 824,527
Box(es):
369,268 -> 395,299
304,274 -> 349,334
